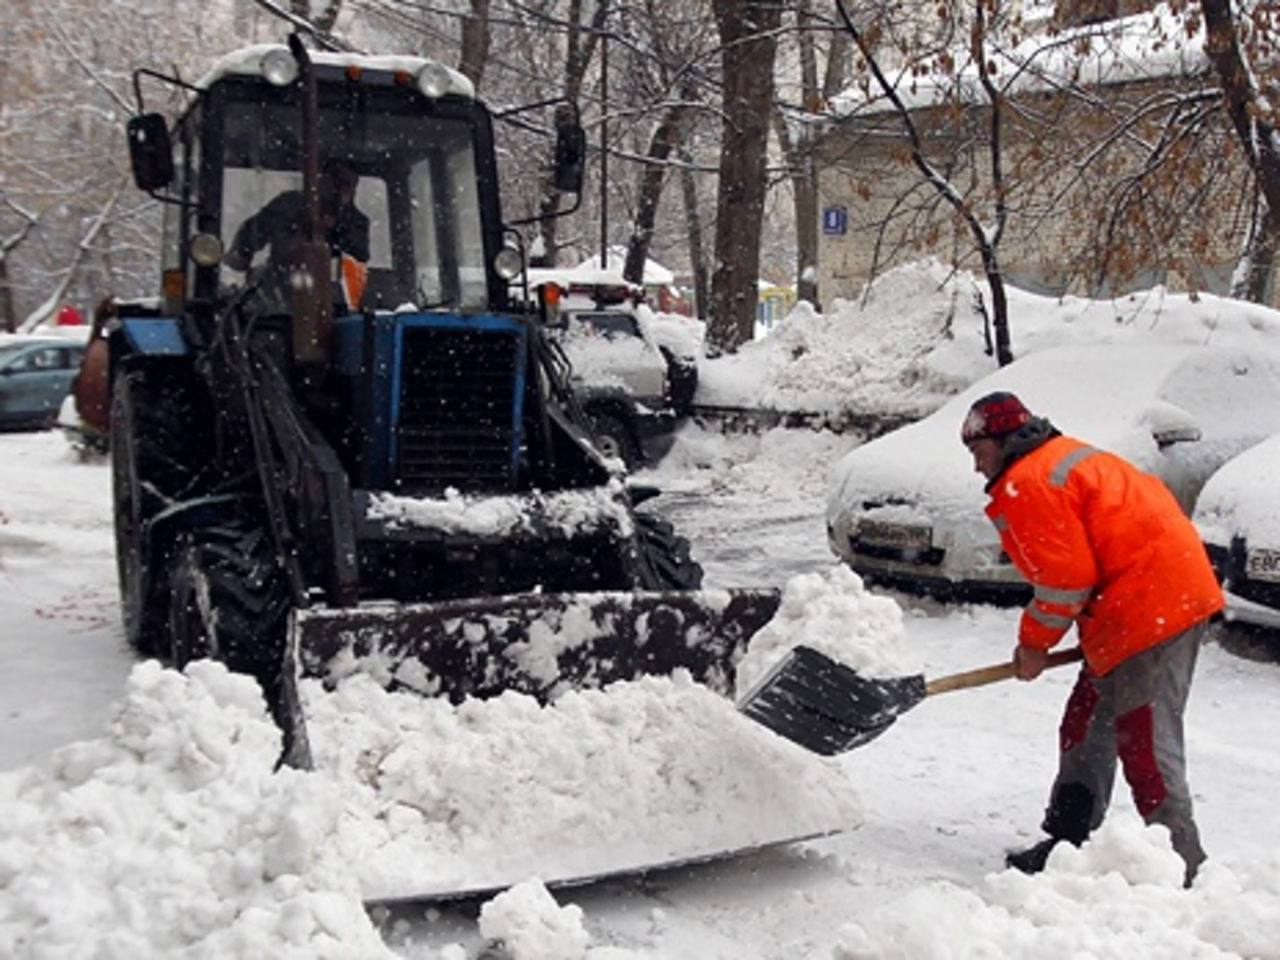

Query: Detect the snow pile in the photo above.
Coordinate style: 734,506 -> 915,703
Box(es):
3,561 -> 908,955
306,669 -> 862,900
479,881 -> 590,958
735,564 -> 920,697
697,258 -> 1280,421
0,660 -> 389,959
832,813 -> 1280,960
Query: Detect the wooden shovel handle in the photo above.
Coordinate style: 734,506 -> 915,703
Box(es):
925,646 -> 1084,697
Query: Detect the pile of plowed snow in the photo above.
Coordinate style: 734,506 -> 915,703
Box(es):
0,566 -> 904,956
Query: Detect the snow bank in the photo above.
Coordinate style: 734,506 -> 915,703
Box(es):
0,661 -> 389,959
4,559 -> 919,956
833,814 -> 1280,960
697,258 -> 1280,421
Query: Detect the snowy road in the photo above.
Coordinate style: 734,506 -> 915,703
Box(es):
3,425 -> 1280,958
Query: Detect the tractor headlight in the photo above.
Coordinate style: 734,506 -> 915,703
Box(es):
417,62 -> 452,98
493,244 -> 523,281
262,49 -> 299,86
189,232 -> 224,267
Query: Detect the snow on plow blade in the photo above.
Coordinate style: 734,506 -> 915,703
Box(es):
291,587 -> 783,700
279,586 -> 868,904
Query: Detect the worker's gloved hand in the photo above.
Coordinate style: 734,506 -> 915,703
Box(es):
223,249 -> 250,272
1013,644 -> 1049,681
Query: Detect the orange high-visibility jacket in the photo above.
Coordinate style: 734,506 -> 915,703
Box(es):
985,435 -> 1223,676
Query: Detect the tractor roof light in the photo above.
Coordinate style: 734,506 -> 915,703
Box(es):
261,48 -> 299,86
416,61 -> 452,98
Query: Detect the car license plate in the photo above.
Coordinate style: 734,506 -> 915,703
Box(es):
855,519 -> 932,549
1246,546 -> 1280,583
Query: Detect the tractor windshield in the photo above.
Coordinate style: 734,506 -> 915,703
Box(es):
214,82 -> 491,313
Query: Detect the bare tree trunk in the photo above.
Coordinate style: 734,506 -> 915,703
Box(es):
680,146 -> 710,321
772,109 -> 819,307
458,0 -> 491,88
0,258 -> 16,333
707,0 -> 783,354
1231,189 -> 1280,301
623,102 -> 693,285
288,0 -> 343,35
1202,0 -> 1280,302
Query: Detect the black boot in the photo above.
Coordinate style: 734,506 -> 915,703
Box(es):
1007,782 -> 1095,875
1005,837 -> 1062,875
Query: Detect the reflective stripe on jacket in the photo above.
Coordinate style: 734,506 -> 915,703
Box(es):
985,435 -> 1223,675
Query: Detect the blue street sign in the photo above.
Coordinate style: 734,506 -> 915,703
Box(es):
822,205 -> 848,236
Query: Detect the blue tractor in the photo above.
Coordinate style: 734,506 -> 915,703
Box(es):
97,37 -> 779,766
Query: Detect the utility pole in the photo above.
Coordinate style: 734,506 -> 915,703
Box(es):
599,0 -> 609,271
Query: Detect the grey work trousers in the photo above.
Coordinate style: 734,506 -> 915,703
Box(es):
1041,619 -> 1207,881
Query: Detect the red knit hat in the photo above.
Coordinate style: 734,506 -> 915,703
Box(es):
961,391 -> 1032,443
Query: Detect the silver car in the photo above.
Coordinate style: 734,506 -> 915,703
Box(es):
826,343 -> 1280,603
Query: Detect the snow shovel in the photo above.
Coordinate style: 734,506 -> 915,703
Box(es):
737,644 -> 1084,756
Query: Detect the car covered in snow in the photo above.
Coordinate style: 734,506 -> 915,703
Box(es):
526,270 -> 699,468
1194,432 -> 1280,632
0,335 -> 87,431
826,343 -> 1280,603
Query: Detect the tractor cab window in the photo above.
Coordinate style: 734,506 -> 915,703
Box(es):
214,85 -> 489,313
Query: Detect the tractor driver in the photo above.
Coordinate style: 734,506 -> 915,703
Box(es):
223,158 -> 371,309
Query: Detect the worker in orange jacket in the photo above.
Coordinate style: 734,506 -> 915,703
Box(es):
961,391 -> 1223,887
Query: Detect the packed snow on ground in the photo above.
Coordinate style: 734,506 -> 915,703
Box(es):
5,262 -> 1280,958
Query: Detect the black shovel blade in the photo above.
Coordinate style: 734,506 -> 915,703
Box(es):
737,645 -> 928,756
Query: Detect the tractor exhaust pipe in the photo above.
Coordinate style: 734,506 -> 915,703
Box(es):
287,33 -> 333,379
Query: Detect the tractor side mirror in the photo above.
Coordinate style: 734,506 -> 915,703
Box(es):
553,120 -> 586,194
127,114 -> 175,191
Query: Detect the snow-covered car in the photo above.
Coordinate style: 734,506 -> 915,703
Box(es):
528,270 -> 699,468
826,343 -> 1280,603
1194,432 -> 1280,631
0,336 -> 87,431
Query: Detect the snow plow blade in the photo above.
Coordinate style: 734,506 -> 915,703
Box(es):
291,587 -> 782,700
277,585 -> 873,904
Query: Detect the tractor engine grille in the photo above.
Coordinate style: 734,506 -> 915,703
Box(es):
395,326 -> 521,491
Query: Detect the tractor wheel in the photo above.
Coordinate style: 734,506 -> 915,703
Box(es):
168,525 -> 291,683
589,411 -> 640,469
111,366 -> 194,656
636,512 -> 704,590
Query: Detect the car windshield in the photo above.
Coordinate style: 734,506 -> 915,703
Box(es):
574,312 -> 639,339
0,344 -> 29,366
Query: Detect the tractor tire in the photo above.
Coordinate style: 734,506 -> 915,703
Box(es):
111,365 -> 195,656
589,411 -> 640,469
168,525 -> 291,681
636,512 -> 704,590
